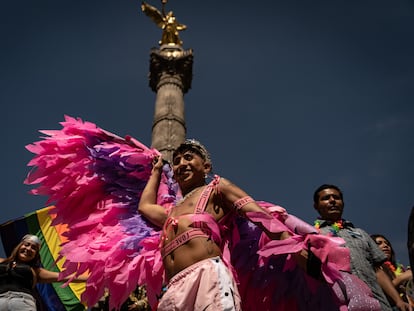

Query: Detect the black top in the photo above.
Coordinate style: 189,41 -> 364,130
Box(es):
0,261 -> 34,295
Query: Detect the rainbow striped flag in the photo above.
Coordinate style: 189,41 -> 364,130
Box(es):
0,206 -> 86,311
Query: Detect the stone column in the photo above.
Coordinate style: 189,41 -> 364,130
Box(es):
148,45 -> 193,162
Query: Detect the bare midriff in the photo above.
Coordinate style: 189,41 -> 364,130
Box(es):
163,235 -> 222,280
161,187 -> 224,281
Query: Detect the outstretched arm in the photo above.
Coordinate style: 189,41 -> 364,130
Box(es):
218,177 -> 290,240
36,268 -> 87,283
138,156 -> 168,228
219,178 -> 318,276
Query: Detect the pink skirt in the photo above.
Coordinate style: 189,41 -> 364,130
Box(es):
158,256 -> 241,311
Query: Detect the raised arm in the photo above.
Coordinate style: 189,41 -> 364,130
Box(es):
138,156 -> 168,228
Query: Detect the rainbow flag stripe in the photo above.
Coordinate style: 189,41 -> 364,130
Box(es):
0,206 -> 86,311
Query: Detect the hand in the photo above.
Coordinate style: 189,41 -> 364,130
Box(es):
152,155 -> 164,172
400,270 -> 413,284
395,299 -> 410,311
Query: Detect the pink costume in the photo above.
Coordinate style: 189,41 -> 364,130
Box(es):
23,116 -> 381,310
159,176 -> 241,311
160,175 -> 227,259
158,256 -> 241,311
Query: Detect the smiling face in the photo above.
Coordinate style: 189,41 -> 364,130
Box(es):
314,188 -> 344,222
172,149 -> 211,194
17,240 -> 39,263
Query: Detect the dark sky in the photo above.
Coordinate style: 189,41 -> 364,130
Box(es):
1,0 -> 414,266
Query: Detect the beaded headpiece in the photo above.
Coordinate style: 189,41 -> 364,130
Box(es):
21,234 -> 41,247
173,139 -> 212,165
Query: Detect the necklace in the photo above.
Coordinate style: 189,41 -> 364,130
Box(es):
314,219 -> 343,236
175,185 -> 204,206
384,261 -> 404,276
384,261 -> 396,273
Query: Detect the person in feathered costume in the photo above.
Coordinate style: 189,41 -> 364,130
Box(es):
24,116 -> 380,310
139,140 -> 297,310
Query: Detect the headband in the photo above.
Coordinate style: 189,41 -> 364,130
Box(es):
21,234 -> 41,247
174,139 -> 212,164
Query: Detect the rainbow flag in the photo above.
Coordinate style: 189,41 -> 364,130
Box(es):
0,206 -> 86,311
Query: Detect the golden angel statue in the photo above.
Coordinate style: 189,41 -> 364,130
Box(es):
141,1 -> 187,46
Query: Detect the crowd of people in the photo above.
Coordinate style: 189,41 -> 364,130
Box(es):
1,139 -> 412,311
313,185 -> 411,310
139,139 -> 413,311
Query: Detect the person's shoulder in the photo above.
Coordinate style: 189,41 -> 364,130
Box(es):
342,220 -> 364,231
342,223 -> 373,239
216,176 -> 238,190
351,226 -> 370,236
216,175 -> 228,184
213,176 -> 239,199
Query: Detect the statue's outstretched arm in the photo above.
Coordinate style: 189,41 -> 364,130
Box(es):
176,23 -> 187,31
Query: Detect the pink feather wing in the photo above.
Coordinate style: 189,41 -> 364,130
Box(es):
24,116 -> 174,309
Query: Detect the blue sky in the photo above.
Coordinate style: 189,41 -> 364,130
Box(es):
2,0 -> 414,266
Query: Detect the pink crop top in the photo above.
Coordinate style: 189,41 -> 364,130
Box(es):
160,176 -> 230,258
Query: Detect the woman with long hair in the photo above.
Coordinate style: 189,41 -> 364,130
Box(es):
371,234 -> 413,310
0,234 -> 87,310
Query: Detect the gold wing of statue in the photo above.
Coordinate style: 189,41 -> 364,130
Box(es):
141,1 -> 165,28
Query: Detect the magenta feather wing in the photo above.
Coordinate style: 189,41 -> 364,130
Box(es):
24,115 -> 174,310
230,202 -> 380,311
